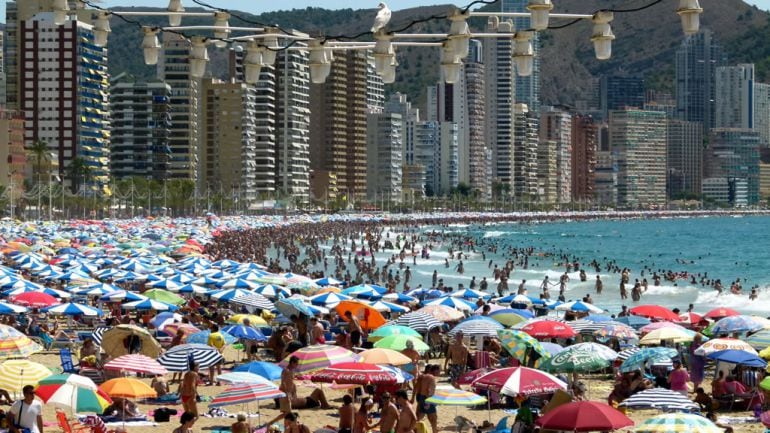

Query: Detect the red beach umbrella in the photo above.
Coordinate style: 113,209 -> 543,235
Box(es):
472,366 -> 567,396
536,401 -> 634,432
310,362 -> 406,385
629,305 -> 680,321
678,312 -> 703,325
520,320 -> 576,339
11,291 -> 59,307
703,307 -> 740,320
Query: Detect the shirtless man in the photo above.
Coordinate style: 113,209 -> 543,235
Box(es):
266,356 -> 299,426
413,365 -> 438,433
395,390 -> 416,433
445,332 -> 469,388
377,392 -> 399,433
595,275 -> 603,294
345,311 -> 363,348
310,317 -> 325,344
180,361 -> 199,416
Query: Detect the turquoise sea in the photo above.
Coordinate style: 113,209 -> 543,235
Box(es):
398,215 -> 770,315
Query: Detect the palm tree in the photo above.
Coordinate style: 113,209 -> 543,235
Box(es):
27,140 -> 51,185
66,157 -> 92,194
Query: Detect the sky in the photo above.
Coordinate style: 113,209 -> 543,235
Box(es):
1,0 -> 769,25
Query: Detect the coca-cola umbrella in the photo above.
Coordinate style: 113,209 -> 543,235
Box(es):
472,366 -> 567,397
310,362 -> 411,385
520,320 -> 576,340
535,401 -> 634,432
629,305 -> 680,322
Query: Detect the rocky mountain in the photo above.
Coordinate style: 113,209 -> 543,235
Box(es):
106,0 -> 769,110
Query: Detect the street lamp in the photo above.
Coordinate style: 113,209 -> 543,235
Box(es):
591,11 -> 615,60
213,12 -> 230,48
167,0 -> 185,27
190,36 -> 209,78
142,27 -> 161,65
677,0 -> 703,35
527,0 -> 553,31
513,31 -> 534,76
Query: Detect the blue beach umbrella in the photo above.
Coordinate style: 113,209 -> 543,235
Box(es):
253,284 -> 290,300
309,292 -> 352,307
711,315 -> 765,335
615,315 -> 651,329
422,296 -> 476,311
233,361 -> 283,380
122,298 -> 178,311
175,284 -> 209,294
99,290 -> 148,302
707,350 -> 768,368
382,292 -> 418,303
314,277 -> 343,287
0,301 -> 27,314
449,288 -> 490,299
221,325 -> 267,341
275,298 -> 313,317
43,302 -> 103,316
209,288 -> 254,302
187,330 -> 237,345
217,279 -> 259,290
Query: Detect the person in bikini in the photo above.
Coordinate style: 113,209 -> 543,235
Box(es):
179,362 -> 199,416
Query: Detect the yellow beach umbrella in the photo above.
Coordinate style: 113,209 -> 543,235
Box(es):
228,314 -> 268,326
639,327 -> 694,345
358,348 -> 412,365
0,360 -> 52,393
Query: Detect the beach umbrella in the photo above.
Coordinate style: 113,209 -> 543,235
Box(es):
615,315 -> 651,329
640,327 -> 694,345
678,312 -> 704,325
373,335 -> 430,352
311,362 -> 409,385
555,300 -> 605,314
35,374 -> 112,414
275,298 -> 313,317
227,314 -> 269,327
711,315 -> 764,335
488,309 -> 530,326
594,323 -> 639,341
634,413 -> 722,433
368,325 -> 422,342
406,288 -> 443,300
706,349 -> 767,367
0,325 -> 44,359
585,314 -> 614,322
253,284 -> 290,300
158,343 -> 225,371
229,294 -> 274,313
69,283 -> 119,296
448,319 -> 504,338
472,367 -> 566,396
497,329 -> 551,361
174,284 -> 209,294
422,296 -> 476,312
540,342 -> 566,357
145,279 -> 184,291
221,325 -> 266,341
233,361 -> 283,380
142,288 -> 185,305
703,307 -> 740,320
417,305 -> 466,322
569,342 -> 619,361
314,277 -> 343,287
629,305 -> 680,321
620,347 -> 678,373
279,344 -> 360,374
539,347 -> 610,373
309,292 -> 352,307
391,312 -> 443,332
449,288 -> 490,300
99,290 -> 147,303
620,387 -> 699,411
343,284 -> 387,298
565,319 -> 605,334
10,291 -> 59,307
122,298 -> 178,311
694,338 -> 757,356
358,348 -> 412,365
209,383 -> 285,408
0,360 -> 52,392
217,372 -> 274,385
209,288 -> 254,302
101,324 -> 163,358
367,300 -> 410,314
161,322 -> 200,338
104,354 -> 168,375
150,312 -> 184,330
747,329 -> 770,350
0,301 -> 27,315
101,377 -> 157,399
640,321 -> 686,333
536,401 -> 633,432
520,320 -> 576,339
42,302 -> 103,317
425,388 -> 487,406
186,330 -> 237,345
336,300 -> 387,331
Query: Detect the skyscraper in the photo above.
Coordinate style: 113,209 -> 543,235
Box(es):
754,82 -> 770,146
715,64 -> 754,129
675,29 -> 727,134
571,114 -> 598,202
500,0 -> 539,111
609,110 -> 667,208
366,111 -> 403,203
109,74 -> 172,180
666,120 -> 703,199
158,33 -> 200,182
536,140 -> 557,203
598,76 -> 645,119
540,109 -> 572,203
512,104 -> 539,200
704,128 -> 760,205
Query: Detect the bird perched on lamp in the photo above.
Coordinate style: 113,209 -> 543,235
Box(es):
371,2 -> 392,33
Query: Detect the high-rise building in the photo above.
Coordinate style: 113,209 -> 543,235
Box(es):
704,128 -> 761,205
200,79 -> 260,206
309,50 -> 370,201
598,76 -> 645,118
675,30 -> 727,134
0,30 -> 6,107
609,110 -> 667,208
536,140 -> 557,203
366,56 -> 386,114
540,109 -> 572,203
715,64 -> 754,130
109,73 -> 172,180
500,0 -> 539,111
666,120 -> 703,199
0,109 -> 27,201
19,13 -> 110,191
6,3 -> 18,110
571,114 -> 598,202
158,33 -> 200,182
754,82 -> 770,146
366,112 -> 403,203
512,104 -> 539,200
483,18 -> 515,191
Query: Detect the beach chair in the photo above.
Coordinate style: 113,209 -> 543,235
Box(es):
56,409 -> 91,433
60,348 -> 79,374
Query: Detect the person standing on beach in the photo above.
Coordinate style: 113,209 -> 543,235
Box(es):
445,333 -> 469,388
9,385 -> 43,433
413,365 -> 438,433
595,275 -> 603,294
345,311 -> 363,348
395,390 -> 416,433
180,361 -> 199,416
377,392 -> 399,433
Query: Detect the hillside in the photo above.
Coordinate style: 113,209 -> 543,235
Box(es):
107,0 -> 769,109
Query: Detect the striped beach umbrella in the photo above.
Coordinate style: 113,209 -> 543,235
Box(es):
594,323 -> 639,341
449,319 -> 504,338
43,302 -> 103,317
634,413 -> 722,433
311,362 -> 409,385
314,277 -> 343,287
694,338 -> 757,356
122,298 -> 178,311
0,360 -> 52,392
103,354 -> 168,375
229,294 -> 274,313
146,279 -> 184,291
99,290 -> 147,302
555,300 -> 605,314
497,329 -> 551,361
253,284 -> 291,300
36,374 -> 112,413
422,296 -> 476,312
367,300 -> 410,314
747,329 -> 770,350
209,288 -> 254,302
472,366 -> 567,396
90,326 -> 109,346
310,292 -> 352,307
417,304 -> 466,322
639,327 -> 694,345
174,284 -> 209,294
69,283 -> 119,296
217,372 -> 274,385
449,288 -> 490,300
275,298 -> 313,317
279,344 -> 360,374
358,348 -> 412,365
617,347 -> 641,361
425,388 -> 487,406
620,387 -> 700,411
218,279 -> 260,290
158,343 -> 225,371
222,325 -> 266,341
569,342 -> 619,361
0,325 -> 44,359
209,383 -> 285,408
0,301 -> 27,315
389,312 -> 444,332
620,348 -> 679,373
711,315 -> 765,335
567,319 -> 607,334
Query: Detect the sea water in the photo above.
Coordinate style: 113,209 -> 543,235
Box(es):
395,215 -> 770,315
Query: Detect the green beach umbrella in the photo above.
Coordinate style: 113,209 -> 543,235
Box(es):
143,288 -> 185,305
373,335 -> 429,352
634,413 -> 722,433
368,325 -> 422,342
425,388 -> 487,406
538,347 -> 610,373
497,329 -> 551,362
748,329 -> 770,351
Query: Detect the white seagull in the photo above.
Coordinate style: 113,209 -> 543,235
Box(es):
371,2 -> 392,33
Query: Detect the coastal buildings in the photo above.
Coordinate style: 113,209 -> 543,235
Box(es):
500,0 -> 540,111
0,110 -> 26,202
366,111 -> 403,203
754,82 -> 770,146
675,29 -> 727,134
109,74 -> 172,180
571,114 -> 598,203
540,109 -> 572,203
536,139 -> 557,203
666,120 -> 704,199
715,64 -> 755,130
609,109 -> 667,208
598,76 -> 645,119
512,104 -> 539,201
704,128 -> 761,206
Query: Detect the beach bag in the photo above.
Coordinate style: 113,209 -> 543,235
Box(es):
415,420 -> 431,433
153,407 -> 177,422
